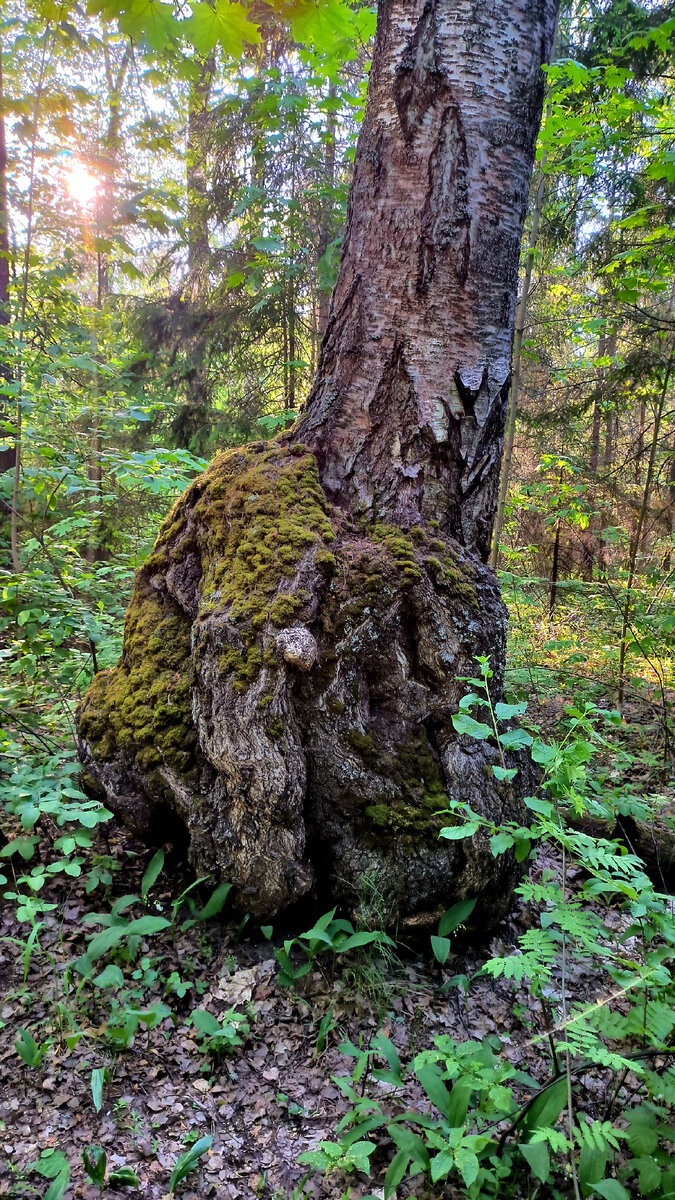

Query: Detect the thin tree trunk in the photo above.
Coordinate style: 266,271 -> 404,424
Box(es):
489,158 -> 548,568
618,355 -> 673,707
0,45 -> 15,497
286,134 -> 297,412
317,84 -> 337,341
296,0 -> 559,562
583,330 -> 607,581
549,517 -> 561,615
174,56 -> 215,450
186,59 -> 213,293
11,25 -> 52,572
85,38 -> 130,565
0,48 -> 9,336
665,441 -> 675,570
635,399 -> 646,485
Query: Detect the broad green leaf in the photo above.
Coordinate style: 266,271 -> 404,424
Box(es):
531,740 -> 557,764
91,1068 -> 106,1113
579,1144 -> 609,1191
521,1077 -> 568,1132
291,0 -> 356,54
520,1140 -> 550,1182
494,701 -> 528,720
141,848 -> 164,901
439,898 -> 476,936
447,1081 -> 471,1127
86,924 -> 128,959
440,822 -> 480,840
372,1033 -> 402,1079
623,1106 -> 658,1156
338,930 -> 394,951
524,795 -> 553,815
636,1156 -> 662,1193
118,0 -> 180,50
29,1151 -> 71,1200
199,882 -> 232,920
499,728 -> 533,750
169,1136 -> 212,1191
109,1167 -> 140,1186
429,1150 -> 454,1183
492,765 -> 518,781
452,713 -> 492,740
384,1147 -> 411,1196
414,1063 -> 452,1118
82,1146 -> 107,1187
591,1181 -> 630,1200
387,1123 -> 428,1165
93,964 -> 124,989
125,915 -> 171,936
431,935 -> 451,964
454,1146 -> 479,1187
490,831 -> 514,856
186,0 -> 261,58
191,1008 -> 221,1036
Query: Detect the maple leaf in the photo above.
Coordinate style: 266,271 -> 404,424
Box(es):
185,0 -> 261,58
117,0 -> 180,51
290,0 -> 357,54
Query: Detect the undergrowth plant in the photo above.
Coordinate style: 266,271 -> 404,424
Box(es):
274,907 -> 395,989
299,662 -> 675,1199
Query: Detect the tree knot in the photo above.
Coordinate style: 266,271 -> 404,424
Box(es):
274,625 -> 318,671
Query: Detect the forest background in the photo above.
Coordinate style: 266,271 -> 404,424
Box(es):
1,1 -> 675,1199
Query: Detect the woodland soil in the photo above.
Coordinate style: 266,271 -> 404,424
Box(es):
0,821 -> 639,1200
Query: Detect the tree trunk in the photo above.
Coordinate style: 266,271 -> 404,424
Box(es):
78,0 -> 558,927
0,46 -> 15,496
84,37 -> 131,566
186,61 -> 213,294
317,84 -> 337,341
172,57 -> 215,451
296,0 -> 557,561
582,330 -> 607,581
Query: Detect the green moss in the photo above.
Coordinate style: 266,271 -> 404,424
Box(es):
347,729 -> 378,764
356,732 -> 449,845
78,582 -> 196,777
195,446 -> 334,643
315,549 -> 337,575
269,594 -> 303,626
267,716 -> 285,742
424,549 -> 478,608
80,438 -> 478,794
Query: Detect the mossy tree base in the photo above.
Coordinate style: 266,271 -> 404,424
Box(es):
78,438 -> 523,924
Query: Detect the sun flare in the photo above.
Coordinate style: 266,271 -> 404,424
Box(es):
65,161 -> 98,207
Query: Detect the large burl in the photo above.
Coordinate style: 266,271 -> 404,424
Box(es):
77,438 -> 522,923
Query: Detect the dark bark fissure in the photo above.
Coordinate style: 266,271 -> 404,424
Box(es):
78,0 -> 558,926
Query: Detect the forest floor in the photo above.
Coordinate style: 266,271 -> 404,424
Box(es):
0,830 -> 628,1200
0,695 -> 672,1200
